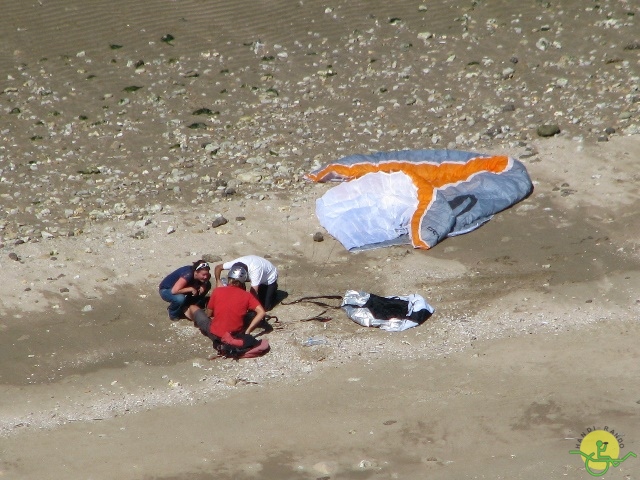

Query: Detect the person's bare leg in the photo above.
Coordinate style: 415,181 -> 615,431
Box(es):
184,304 -> 200,322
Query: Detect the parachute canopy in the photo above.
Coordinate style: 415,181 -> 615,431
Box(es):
308,149 -> 533,251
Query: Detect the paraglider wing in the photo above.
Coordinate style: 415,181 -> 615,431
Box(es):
308,149 -> 533,251
315,171 -> 418,251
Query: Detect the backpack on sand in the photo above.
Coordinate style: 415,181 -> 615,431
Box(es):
213,337 -> 270,359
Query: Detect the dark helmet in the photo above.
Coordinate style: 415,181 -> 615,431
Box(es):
228,263 -> 248,283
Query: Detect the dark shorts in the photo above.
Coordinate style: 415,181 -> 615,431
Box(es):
193,309 -> 257,349
258,281 -> 278,311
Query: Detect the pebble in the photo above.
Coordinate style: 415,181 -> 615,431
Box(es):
202,254 -> 222,263
313,461 -> 338,475
211,217 -> 228,228
537,125 -> 561,137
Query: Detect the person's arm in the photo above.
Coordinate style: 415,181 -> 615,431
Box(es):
205,292 -> 214,317
214,264 -> 225,287
197,281 -> 211,297
171,276 -> 197,295
245,305 -> 266,334
247,269 -> 260,297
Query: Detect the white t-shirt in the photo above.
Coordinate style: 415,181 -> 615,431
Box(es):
223,255 -> 278,287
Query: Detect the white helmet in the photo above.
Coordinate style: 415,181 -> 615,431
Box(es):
227,264 -> 248,283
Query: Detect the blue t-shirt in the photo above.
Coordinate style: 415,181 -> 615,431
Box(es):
159,265 -> 194,290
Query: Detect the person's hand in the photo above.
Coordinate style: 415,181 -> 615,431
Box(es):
189,287 -> 198,295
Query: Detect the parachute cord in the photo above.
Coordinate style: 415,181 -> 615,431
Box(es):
299,309 -> 333,322
279,294 -> 343,309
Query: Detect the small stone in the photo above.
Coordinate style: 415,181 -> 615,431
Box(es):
535,38 -> 550,51
358,460 -> 374,469
202,254 -> 222,263
537,124 -> 560,137
235,216 -> 246,221
8,252 -> 19,261
60,287 -> 69,293
313,461 -> 338,475
501,67 -> 514,79
134,219 -> 150,228
81,305 -> 93,312
313,232 -> 324,242
236,171 -> 262,184
167,226 -> 176,234
211,216 -> 228,228
597,135 -> 609,142
520,149 -> 538,159
161,34 -> 175,44
604,127 -> 616,134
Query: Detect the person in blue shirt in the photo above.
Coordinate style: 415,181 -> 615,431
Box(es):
159,260 -> 212,320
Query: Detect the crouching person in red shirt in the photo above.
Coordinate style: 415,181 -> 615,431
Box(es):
191,263 -> 266,357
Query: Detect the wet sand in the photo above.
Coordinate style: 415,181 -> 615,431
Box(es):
2,321 -> 640,479
1,0 -> 640,478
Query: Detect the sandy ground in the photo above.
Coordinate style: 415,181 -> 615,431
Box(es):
1,1 -> 640,479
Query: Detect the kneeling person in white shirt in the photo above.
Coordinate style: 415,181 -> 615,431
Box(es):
214,255 -> 279,311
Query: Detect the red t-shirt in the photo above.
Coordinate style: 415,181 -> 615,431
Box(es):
206,285 -> 260,338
